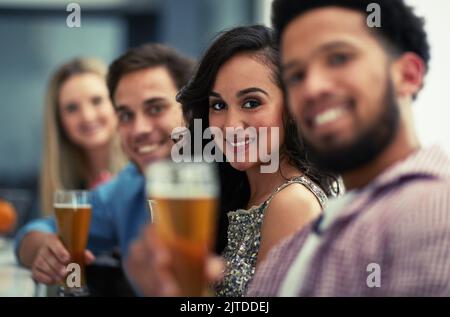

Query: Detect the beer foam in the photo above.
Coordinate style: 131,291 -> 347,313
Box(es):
146,161 -> 219,199
147,184 -> 218,199
54,203 -> 92,209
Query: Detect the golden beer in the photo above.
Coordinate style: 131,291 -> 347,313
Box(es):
151,197 -> 217,296
146,160 -> 219,297
54,203 -> 92,288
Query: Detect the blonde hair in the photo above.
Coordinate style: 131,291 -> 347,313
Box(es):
41,57 -> 127,215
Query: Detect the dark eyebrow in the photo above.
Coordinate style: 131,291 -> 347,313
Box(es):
63,101 -> 78,108
282,41 -> 355,72
209,88 -> 268,99
115,98 -> 168,113
115,105 -> 130,113
236,87 -> 268,98
143,97 -> 167,106
209,92 -> 222,99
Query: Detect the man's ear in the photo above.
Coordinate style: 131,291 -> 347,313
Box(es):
391,52 -> 426,98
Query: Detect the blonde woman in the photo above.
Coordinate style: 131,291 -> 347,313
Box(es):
41,58 -> 127,215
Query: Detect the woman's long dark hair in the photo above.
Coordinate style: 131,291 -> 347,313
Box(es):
177,25 -> 339,253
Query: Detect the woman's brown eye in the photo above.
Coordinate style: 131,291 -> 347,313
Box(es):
210,102 -> 225,111
66,103 -> 78,113
242,100 -> 261,109
92,96 -> 103,106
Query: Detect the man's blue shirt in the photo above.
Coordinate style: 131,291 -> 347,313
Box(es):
14,163 -> 150,265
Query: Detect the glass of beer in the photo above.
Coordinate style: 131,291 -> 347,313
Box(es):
146,161 -> 218,297
54,190 -> 92,297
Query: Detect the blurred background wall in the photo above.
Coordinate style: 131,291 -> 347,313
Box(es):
0,0 -> 449,230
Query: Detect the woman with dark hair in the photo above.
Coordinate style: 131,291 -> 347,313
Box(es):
127,25 -> 339,297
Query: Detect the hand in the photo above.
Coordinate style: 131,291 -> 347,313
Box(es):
127,225 -> 224,296
31,234 -> 95,285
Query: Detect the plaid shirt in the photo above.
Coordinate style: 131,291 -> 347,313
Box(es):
247,146 -> 450,296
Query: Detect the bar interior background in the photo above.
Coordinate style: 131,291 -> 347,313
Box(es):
0,0 -> 449,233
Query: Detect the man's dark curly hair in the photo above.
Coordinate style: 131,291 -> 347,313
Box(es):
271,0 -> 430,71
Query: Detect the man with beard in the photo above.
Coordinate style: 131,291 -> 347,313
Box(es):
246,0 -> 450,296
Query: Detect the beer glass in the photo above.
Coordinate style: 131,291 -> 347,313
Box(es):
54,190 -> 92,297
146,161 -> 218,296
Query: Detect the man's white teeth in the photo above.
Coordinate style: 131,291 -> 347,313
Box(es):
314,108 -> 346,126
228,138 -> 255,147
138,144 -> 159,154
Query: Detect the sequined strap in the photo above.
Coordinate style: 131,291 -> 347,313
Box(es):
265,176 -> 328,209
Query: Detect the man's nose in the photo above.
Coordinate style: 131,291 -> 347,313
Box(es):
302,67 -> 335,101
132,113 -> 154,142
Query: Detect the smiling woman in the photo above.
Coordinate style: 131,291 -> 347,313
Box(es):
174,25 -> 339,297
41,58 -> 128,216
125,25 -> 340,299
